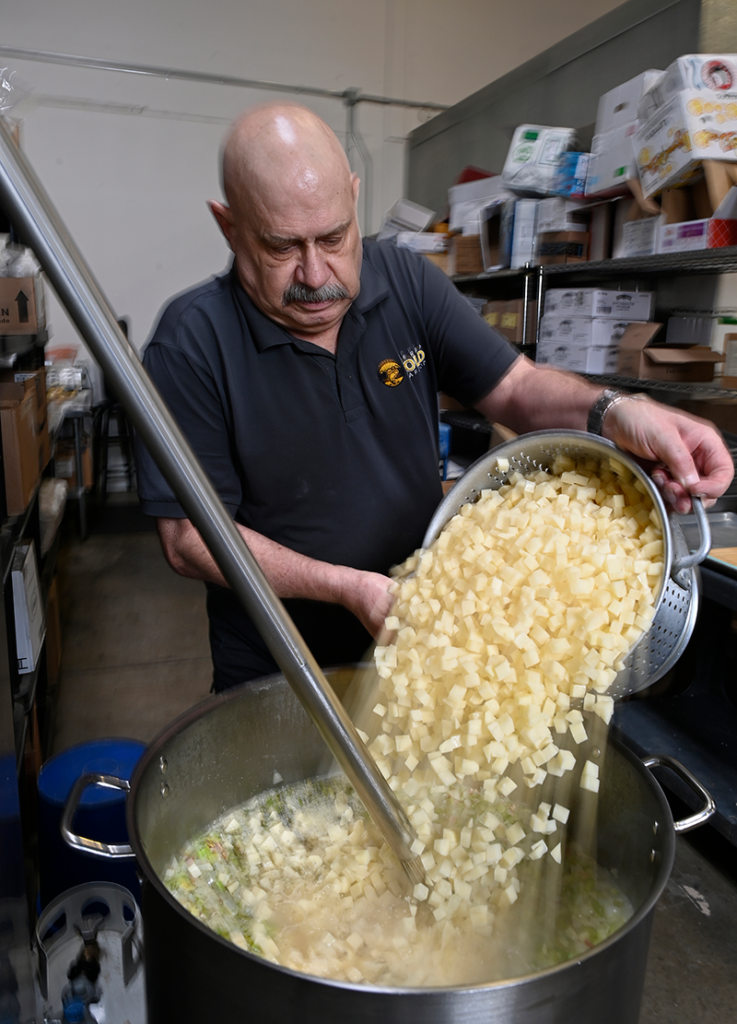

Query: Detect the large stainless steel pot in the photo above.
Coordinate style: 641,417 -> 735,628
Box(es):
63,669 -> 713,1024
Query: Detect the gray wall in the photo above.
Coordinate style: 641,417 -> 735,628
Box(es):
407,0 -> 701,215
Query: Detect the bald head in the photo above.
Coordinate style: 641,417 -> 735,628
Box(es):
222,103 -> 354,219
211,103 -> 363,347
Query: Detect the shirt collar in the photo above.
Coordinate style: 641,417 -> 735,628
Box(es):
230,241 -> 390,351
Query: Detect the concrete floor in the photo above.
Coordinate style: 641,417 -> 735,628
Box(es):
642,830 -> 737,1023
51,511 -> 212,752
49,502 -> 737,1023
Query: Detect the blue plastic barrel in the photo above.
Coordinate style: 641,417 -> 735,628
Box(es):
37,738 -> 146,908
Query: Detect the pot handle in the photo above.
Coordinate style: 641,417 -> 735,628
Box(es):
672,497 -> 711,586
60,772 -> 136,859
642,754 -> 715,833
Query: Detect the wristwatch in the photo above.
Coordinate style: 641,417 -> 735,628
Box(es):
587,389 -> 648,436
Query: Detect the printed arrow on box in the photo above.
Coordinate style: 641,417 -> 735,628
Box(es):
15,290 -> 29,323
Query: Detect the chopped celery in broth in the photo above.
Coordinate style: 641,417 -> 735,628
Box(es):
164,775 -> 633,987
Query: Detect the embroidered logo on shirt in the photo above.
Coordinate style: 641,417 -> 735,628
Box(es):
378,359 -> 404,387
400,346 -> 426,377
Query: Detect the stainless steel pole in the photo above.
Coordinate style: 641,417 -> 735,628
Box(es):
0,118 -> 423,880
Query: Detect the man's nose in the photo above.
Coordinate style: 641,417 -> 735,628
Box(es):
295,244 -> 330,289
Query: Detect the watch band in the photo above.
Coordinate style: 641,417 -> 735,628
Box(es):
587,388 -> 629,436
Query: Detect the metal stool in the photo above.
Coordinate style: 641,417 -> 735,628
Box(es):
94,396 -> 136,501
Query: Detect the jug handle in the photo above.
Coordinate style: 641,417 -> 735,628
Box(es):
671,496 -> 710,587
642,754 -> 715,833
60,772 -> 136,858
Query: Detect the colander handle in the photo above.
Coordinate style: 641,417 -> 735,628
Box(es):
671,496 -> 710,586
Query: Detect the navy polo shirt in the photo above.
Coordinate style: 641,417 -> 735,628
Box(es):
137,240 -> 518,686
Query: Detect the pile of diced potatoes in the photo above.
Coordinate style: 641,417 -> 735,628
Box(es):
367,451 -> 663,916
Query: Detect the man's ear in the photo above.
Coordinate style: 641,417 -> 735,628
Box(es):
351,173 -> 361,206
209,200 -> 236,250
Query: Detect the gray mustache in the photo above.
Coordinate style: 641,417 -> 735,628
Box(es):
282,282 -> 351,305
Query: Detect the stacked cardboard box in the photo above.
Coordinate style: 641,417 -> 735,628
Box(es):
617,323 -> 724,382
482,298 -> 537,346
536,288 -> 652,374
447,235 -> 485,276
0,369 -> 51,516
634,55 -> 737,199
586,70 -> 662,198
501,125 -> 577,197
0,275 -> 46,335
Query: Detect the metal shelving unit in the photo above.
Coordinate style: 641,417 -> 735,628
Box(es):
544,247 -> 737,278
451,247 -> 737,391
452,247 -> 737,287
582,374 -> 737,399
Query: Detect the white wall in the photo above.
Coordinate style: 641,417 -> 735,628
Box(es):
3,0 -> 626,368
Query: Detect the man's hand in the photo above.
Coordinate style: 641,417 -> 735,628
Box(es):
604,397 -> 734,513
338,569 -> 395,641
477,358 -> 734,514
157,516 -> 395,638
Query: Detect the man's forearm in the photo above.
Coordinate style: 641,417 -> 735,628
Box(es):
476,356 -> 601,434
156,517 -> 396,638
158,516 -> 352,601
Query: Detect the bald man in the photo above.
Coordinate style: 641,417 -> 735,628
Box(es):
136,103 -> 733,692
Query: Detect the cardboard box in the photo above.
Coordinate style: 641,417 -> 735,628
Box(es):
586,125 -> 639,197
502,125 -> 577,197
551,152 -> 590,198
595,70 -> 664,136
540,313 -> 645,347
11,541 -> 45,675
0,368 -> 50,471
0,275 -> 45,335
537,231 -> 589,264
719,330 -> 737,381
622,216 -> 663,256
502,199 -> 539,269
448,176 -> 511,234
377,198 -> 434,241
635,55 -> 737,197
536,198 -> 589,234
0,371 -> 51,517
543,287 -> 653,320
586,71 -> 663,197
658,186 -> 737,251
536,339 -> 620,374
483,299 -> 537,345
448,235 -> 484,276
617,322 -> 724,381
396,232 -> 447,253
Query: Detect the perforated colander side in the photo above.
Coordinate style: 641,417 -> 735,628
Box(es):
611,570 -> 699,698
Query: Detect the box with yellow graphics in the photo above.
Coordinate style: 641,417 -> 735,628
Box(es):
634,56 -> 737,197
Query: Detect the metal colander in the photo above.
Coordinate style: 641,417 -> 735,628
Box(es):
422,430 -> 711,698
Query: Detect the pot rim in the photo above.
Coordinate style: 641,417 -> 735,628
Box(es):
127,673 -> 677,996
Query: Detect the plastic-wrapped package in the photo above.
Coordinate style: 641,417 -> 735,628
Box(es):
1,242 -> 41,277
0,66 -> 30,114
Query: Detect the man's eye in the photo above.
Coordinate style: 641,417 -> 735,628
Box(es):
321,236 -> 343,248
